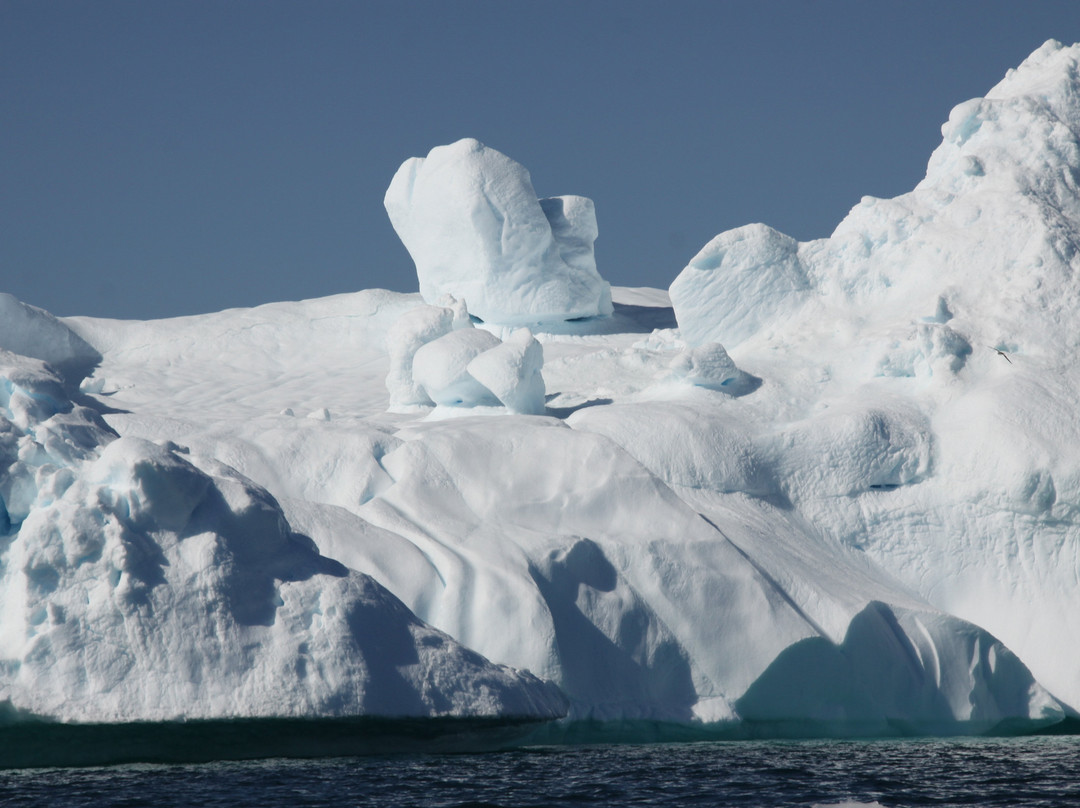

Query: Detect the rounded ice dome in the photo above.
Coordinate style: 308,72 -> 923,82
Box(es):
412,328 -> 503,407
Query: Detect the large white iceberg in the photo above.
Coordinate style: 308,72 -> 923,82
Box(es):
384,138 -> 613,326
0,40 -> 1078,740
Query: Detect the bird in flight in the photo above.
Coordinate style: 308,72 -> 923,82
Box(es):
989,346 -> 1012,363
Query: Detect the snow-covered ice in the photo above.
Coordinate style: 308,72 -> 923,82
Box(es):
384,138 -> 613,326
2,40 -> 1080,736
0,348 -> 566,723
466,328 -> 546,415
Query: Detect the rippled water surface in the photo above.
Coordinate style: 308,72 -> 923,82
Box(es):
2,736 -> 1078,807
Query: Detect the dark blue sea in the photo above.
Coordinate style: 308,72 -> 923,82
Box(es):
2,735 -> 1078,808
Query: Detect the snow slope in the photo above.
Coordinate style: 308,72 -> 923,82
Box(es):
0,346 -> 566,723
0,40 -> 1078,736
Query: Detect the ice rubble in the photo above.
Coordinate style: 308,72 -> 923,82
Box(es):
0,40 -> 1079,736
385,297 -> 470,410
384,138 -> 613,326
386,298 -> 547,415
466,328 -> 546,416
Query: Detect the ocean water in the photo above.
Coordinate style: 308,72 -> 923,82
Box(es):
1,736 -> 1078,808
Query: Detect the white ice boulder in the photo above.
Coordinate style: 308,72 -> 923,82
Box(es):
466,328 -> 546,415
669,223 -> 811,348
412,328 -> 503,407
385,299 -> 470,410
384,138 -> 613,326
665,342 -> 750,392
386,302 -> 548,414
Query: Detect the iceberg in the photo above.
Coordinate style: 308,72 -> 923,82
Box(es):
1,40 -> 1079,742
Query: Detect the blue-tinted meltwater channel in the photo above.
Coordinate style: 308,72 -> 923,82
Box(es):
2,735 -> 1079,807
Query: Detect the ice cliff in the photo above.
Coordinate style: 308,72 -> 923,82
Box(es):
1,40 -> 1079,738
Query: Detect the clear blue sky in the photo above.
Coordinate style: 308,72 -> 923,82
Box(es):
3,0 -> 1079,320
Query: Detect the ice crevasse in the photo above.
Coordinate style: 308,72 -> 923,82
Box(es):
0,41 -> 1078,736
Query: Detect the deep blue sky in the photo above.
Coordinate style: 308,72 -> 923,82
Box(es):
3,1 -> 1079,320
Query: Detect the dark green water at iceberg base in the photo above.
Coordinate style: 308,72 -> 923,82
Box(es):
0,715 -> 548,769
0,713 -> 1075,770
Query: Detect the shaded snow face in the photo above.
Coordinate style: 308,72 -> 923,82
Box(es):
384,138 -> 613,326
0,294 -> 100,376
